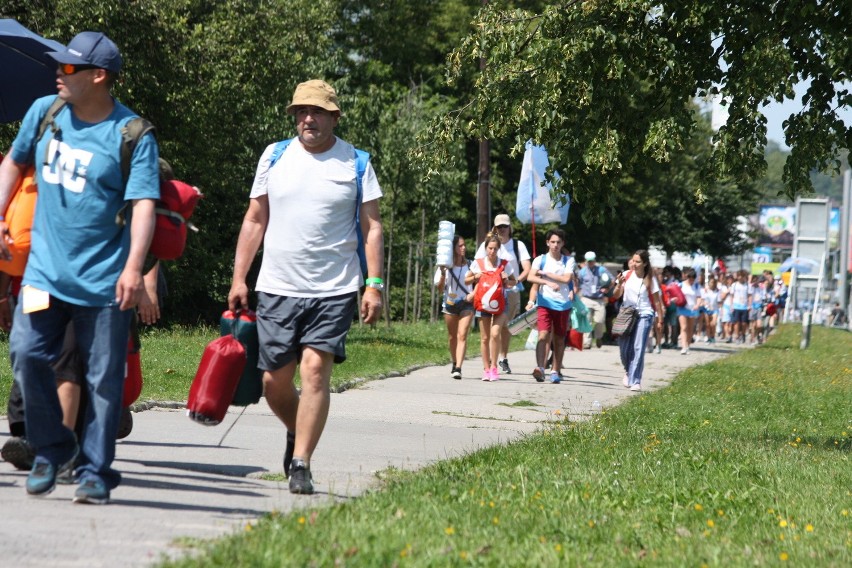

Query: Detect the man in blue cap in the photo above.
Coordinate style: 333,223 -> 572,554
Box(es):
0,31 -> 159,504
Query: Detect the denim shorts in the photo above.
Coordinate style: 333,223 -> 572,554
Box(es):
443,300 -> 474,316
256,291 -> 357,369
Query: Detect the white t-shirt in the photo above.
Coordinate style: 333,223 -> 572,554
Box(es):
702,288 -> 720,311
250,137 -> 383,297
730,281 -> 750,310
622,271 -> 660,315
532,254 -> 574,311
434,264 -> 472,305
474,238 -> 530,290
680,281 -> 701,310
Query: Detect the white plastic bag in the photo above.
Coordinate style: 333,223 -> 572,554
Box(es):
524,328 -> 539,350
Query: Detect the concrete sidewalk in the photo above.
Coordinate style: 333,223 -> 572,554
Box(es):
0,340 -> 744,567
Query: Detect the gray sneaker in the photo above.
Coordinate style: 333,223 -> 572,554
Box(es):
2,436 -> 35,471
288,458 -> 314,495
73,477 -> 110,505
498,359 -> 511,374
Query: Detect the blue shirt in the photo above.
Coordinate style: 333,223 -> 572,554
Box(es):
10,96 -> 160,306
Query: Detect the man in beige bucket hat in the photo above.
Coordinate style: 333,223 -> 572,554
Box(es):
230,79 -> 384,495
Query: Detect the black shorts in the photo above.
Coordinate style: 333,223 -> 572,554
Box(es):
732,309 -> 749,324
256,291 -> 357,370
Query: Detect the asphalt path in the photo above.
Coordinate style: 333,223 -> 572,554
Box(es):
0,339 -> 745,566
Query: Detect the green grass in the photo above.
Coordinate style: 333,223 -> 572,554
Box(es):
0,322 -> 525,410
162,325 -> 851,567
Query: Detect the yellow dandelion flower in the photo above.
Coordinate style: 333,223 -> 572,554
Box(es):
445,526 -> 455,536
806,524 -> 814,532
694,504 -> 703,511
460,551 -> 468,560
717,509 -> 725,517
767,508 -> 775,515
555,544 -> 563,552
588,520 -> 596,528
244,523 -> 253,532
779,533 -> 785,541
707,520 -> 715,528
780,552 -> 789,561
779,520 -> 788,528
489,501 -> 495,508
493,517 -> 499,525
479,500 -> 485,507
703,529 -> 711,537
842,510 -> 849,517
298,516 -> 306,525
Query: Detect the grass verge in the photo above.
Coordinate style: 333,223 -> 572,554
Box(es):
163,325 -> 851,567
0,322 -> 525,409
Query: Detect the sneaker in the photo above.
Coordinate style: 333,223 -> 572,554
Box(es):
283,430 -> 296,477
288,458 -> 314,495
549,371 -> 562,384
26,459 -> 58,497
482,370 -> 491,381
499,359 -> 511,374
596,338 -> 603,348
725,337 -> 733,344
2,436 -> 35,471
27,443 -> 78,497
623,373 -> 629,388
451,367 -> 462,380
56,452 -> 80,485
489,367 -> 500,381
654,345 -> 662,354
630,383 -> 642,392
532,367 -> 545,383
680,348 -> 688,355
73,477 -> 110,505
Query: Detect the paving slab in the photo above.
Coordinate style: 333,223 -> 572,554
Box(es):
0,340 -> 745,566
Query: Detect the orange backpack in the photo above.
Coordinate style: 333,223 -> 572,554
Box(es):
0,164 -> 37,276
473,258 -> 508,314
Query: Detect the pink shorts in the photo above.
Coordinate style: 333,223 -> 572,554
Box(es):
537,306 -> 569,337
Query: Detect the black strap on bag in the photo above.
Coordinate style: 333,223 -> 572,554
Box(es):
447,262 -> 470,295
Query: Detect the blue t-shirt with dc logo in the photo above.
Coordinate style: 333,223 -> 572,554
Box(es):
10,95 -> 160,307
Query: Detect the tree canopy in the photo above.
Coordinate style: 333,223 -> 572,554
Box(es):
418,0 -> 851,220
1,0 -> 848,322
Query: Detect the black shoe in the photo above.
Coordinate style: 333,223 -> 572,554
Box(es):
288,458 -> 314,495
499,359 -> 511,374
283,431 -> 296,477
451,366 -> 462,380
116,407 -> 133,440
2,436 -> 35,471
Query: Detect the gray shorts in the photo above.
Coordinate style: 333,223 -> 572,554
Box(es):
256,291 -> 358,370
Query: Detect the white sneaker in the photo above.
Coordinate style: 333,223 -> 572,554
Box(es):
654,346 -> 662,354
623,373 -> 629,387
630,383 -> 642,392
680,348 -> 688,355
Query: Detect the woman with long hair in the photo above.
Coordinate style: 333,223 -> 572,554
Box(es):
611,250 -> 664,391
433,235 -> 475,380
678,268 -> 702,354
466,233 -> 517,381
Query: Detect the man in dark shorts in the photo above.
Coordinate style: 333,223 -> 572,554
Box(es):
229,80 -> 384,495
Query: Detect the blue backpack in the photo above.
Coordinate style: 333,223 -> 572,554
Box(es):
268,138 -> 371,275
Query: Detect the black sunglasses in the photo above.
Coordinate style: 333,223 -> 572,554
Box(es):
58,63 -> 99,75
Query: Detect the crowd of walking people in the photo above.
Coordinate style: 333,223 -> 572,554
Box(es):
435,215 -> 789,392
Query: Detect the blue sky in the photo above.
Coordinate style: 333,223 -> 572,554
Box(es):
762,81 -> 852,149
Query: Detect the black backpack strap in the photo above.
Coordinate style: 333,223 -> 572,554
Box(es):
114,117 -> 156,227
37,96 -> 67,167
120,117 -> 155,184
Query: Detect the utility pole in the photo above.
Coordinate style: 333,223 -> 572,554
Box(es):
476,0 -> 490,246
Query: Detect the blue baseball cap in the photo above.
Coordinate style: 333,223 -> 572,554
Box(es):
48,31 -> 122,73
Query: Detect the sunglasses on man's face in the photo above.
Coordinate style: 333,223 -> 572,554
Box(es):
58,63 -> 98,75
